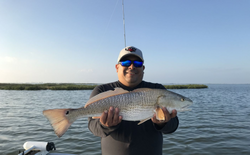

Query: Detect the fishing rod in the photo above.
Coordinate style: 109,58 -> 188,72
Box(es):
122,0 -> 126,47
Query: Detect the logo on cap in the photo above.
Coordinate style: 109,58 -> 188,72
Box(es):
125,47 -> 136,52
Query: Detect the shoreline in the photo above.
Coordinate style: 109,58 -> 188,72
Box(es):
0,83 -> 208,90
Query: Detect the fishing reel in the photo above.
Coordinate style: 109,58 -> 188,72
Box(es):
18,141 -> 56,155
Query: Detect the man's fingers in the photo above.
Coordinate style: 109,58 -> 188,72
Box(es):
100,110 -> 108,125
118,115 -> 123,123
113,108 -> 120,124
99,106 -> 123,127
170,109 -> 177,118
106,107 -> 114,126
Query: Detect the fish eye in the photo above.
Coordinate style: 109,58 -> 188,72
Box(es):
181,98 -> 185,102
66,111 -> 70,115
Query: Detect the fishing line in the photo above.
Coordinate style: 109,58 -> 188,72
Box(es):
102,0 -> 126,47
103,0 -> 119,37
122,0 -> 126,47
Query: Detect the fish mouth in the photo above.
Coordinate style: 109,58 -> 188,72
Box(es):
179,104 -> 192,112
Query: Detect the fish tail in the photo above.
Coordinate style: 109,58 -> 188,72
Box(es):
43,108 -> 77,138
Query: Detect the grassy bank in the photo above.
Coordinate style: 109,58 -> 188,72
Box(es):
0,83 -> 96,90
164,84 -> 208,89
0,83 -> 208,90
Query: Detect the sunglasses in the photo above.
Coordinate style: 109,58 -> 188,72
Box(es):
119,60 -> 143,67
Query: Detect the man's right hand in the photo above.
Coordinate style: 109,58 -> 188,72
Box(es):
100,107 -> 122,127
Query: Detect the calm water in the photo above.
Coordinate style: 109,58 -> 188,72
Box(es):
0,84 -> 250,155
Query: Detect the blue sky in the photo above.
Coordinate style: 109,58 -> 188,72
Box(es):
0,0 -> 249,84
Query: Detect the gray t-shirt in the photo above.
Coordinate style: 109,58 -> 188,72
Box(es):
88,81 -> 179,155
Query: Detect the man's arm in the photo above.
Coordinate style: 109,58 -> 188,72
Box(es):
88,86 -> 122,137
151,108 -> 179,134
160,116 -> 179,134
88,110 -> 121,137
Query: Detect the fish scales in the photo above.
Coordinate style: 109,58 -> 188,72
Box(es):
76,90 -> 155,120
115,91 -> 156,120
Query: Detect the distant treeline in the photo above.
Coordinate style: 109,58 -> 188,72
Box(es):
0,83 -> 208,90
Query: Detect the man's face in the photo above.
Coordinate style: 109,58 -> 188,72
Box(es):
116,55 -> 145,88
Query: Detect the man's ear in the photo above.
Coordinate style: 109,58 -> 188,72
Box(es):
115,64 -> 119,73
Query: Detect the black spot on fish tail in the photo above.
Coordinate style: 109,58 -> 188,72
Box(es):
65,111 -> 70,115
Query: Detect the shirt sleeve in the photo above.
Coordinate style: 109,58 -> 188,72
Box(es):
87,85 -> 120,138
154,116 -> 179,134
88,117 -> 121,137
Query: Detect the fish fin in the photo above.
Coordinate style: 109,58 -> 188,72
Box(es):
85,87 -> 129,108
92,116 -> 101,119
43,109 -> 76,138
137,117 -> 151,125
155,107 -> 165,121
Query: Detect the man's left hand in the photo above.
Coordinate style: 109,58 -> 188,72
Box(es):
151,107 -> 177,127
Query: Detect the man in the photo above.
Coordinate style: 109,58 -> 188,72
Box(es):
88,46 -> 179,155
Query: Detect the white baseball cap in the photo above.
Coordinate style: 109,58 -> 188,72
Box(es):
117,46 -> 144,63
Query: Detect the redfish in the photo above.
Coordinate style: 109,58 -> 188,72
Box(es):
43,88 -> 193,137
